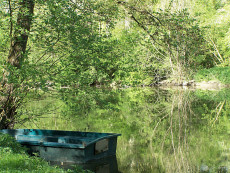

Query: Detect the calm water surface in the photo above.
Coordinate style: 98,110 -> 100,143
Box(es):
17,87 -> 230,173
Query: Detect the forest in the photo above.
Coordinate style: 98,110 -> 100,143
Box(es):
0,0 -> 230,138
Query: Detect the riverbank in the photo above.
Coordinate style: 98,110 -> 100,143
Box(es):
0,134 -> 89,173
158,80 -> 229,89
157,67 -> 230,89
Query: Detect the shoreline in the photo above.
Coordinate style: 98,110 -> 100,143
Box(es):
156,80 -> 230,90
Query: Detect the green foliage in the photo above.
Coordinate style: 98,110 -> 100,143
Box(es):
194,66 -> 230,84
153,9 -> 213,77
194,2 -> 230,64
117,2 -> 215,82
1,0 -> 229,91
0,150 -> 64,173
0,0 -> 10,58
1,0 -> 230,135
0,134 -> 61,172
0,134 -> 25,154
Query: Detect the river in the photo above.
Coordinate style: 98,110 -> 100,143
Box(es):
16,87 -> 230,173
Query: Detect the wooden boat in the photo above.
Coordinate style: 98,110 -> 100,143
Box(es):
0,129 -> 121,163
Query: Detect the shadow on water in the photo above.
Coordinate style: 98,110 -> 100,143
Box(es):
50,156 -> 120,173
18,87 -> 230,173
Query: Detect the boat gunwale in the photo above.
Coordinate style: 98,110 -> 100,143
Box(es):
0,129 -> 121,149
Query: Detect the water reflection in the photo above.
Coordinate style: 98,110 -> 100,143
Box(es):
50,156 -> 120,173
18,87 -> 230,173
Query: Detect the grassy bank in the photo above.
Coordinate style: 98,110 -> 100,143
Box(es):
194,67 -> 230,85
0,134 -> 89,173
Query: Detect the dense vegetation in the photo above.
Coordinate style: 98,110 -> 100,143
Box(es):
0,0 -> 230,128
195,66 -> 230,84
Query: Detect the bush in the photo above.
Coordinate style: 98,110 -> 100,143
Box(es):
194,67 -> 230,84
0,133 -> 25,154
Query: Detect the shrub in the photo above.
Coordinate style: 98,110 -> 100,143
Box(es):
194,67 -> 230,84
0,133 -> 25,154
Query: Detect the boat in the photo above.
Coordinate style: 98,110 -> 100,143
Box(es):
0,129 -> 121,163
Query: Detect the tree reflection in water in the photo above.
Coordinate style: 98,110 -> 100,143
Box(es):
19,87 -> 230,173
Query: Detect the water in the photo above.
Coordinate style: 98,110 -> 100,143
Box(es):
17,87 -> 230,173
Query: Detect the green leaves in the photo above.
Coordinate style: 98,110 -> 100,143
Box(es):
194,66 -> 230,84
0,134 -> 25,154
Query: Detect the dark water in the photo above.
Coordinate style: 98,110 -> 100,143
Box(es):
18,87 -> 230,173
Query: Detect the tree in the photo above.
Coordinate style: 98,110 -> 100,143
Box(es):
0,0 -> 120,128
0,0 -> 34,129
117,1 -> 214,82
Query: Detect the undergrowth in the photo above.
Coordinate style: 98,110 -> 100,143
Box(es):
194,67 -> 230,84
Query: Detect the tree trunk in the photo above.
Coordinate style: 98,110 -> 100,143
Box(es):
0,0 -> 34,129
8,0 -> 35,67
